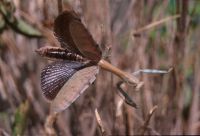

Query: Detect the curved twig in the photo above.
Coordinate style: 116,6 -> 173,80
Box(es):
140,106 -> 158,135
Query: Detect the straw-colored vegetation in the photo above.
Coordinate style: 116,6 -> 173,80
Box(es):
0,0 -> 200,135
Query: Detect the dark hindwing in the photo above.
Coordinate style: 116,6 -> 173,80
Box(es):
41,61 -> 85,100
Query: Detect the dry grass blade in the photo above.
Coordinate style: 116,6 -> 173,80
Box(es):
133,14 -> 180,36
45,112 -> 58,136
95,108 -> 106,136
57,0 -> 63,14
0,128 -> 10,136
0,1 -> 199,135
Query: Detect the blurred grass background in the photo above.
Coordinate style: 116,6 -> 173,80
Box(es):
0,0 -> 200,135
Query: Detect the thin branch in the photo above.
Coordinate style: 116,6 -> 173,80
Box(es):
132,111 -> 160,135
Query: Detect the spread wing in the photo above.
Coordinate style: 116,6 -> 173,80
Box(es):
51,66 -> 99,113
70,20 -> 102,62
54,10 -> 81,54
54,10 -> 101,63
41,60 -> 85,100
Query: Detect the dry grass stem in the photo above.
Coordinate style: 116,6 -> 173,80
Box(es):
44,112 -> 58,136
140,106 -> 158,135
57,0 -> 63,14
0,1 -> 199,135
133,14 -> 180,36
95,109 -> 106,136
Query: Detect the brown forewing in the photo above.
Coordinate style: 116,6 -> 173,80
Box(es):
54,10 -> 82,54
69,20 -> 102,62
51,66 -> 99,113
54,10 -> 102,63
